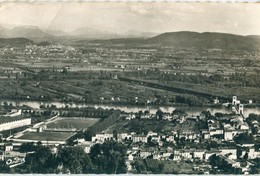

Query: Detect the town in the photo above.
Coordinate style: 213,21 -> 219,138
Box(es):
0,95 -> 260,174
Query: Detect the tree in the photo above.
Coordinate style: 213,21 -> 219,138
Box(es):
201,110 -> 212,119
243,152 -> 248,160
84,131 -> 93,141
215,112 -> 225,118
155,109 -> 163,120
3,101 -> 9,109
81,154 -> 93,173
19,142 -> 35,152
62,68 -> 68,75
209,154 -> 236,174
90,141 -> 127,174
234,133 -> 255,144
57,146 -> 91,174
251,158 -> 260,174
36,141 -> 42,146
0,160 -> 10,173
237,148 -> 242,159
172,109 -> 187,116
133,160 -> 146,173
206,141 -> 219,150
24,145 -> 57,173
158,163 -> 165,172
90,144 -> 101,158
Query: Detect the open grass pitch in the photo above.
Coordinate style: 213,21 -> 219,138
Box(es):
47,117 -> 100,130
18,131 -> 75,141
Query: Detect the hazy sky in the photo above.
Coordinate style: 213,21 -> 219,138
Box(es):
0,2 -> 260,35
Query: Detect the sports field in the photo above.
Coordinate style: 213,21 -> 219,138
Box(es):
18,131 -> 75,141
47,117 -> 100,130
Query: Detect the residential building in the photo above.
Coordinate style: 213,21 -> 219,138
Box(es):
132,134 -> 147,143
193,150 -> 206,160
220,148 -> 237,160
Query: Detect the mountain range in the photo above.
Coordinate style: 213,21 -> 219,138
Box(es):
0,38 -> 33,47
0,26 -> 52,39
147,31 -> 260,51
0,25 -> 259,51
82,31 -> 260,51
0,26 -> 157,40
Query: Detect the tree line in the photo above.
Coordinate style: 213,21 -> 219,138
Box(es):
1,141 -> 127,174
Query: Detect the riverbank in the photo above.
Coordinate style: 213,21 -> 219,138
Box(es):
1,99 -> 260,118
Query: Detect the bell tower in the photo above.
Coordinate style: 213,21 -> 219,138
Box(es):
232,96 -> 237,105
239,104 -> 244,115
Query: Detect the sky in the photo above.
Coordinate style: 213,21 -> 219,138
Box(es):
0,2 -> 260,35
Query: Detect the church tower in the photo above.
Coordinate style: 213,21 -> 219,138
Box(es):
232,96 -> 237,105
239,104 -> 244,115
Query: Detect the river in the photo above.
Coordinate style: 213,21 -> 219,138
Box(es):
1,99 -> 260,117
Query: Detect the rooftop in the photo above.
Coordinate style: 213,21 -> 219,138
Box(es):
0,115 -> 30,124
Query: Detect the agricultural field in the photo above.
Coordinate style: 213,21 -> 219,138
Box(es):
17,131 -> 75,141
0,79 -> 60,100
1,38 -> 260,106
34,79 -> 178,105
47,117 -> 100,130
126,77 -> 260,102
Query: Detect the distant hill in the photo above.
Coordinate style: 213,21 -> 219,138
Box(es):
10,26 -> 53,39
36,41 -> 52,46
122,30 -> 158,38
246,35 -> 260,39
68,27 -> 119,39
82,31 -> 260,51
0,26 -> 55,42
0,38 -> 33,47
0,25 -> 157,41
0,28 -> 260,51
147,31 -> 260,51
44,29 -> 68,37
74,38 -> 146,46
